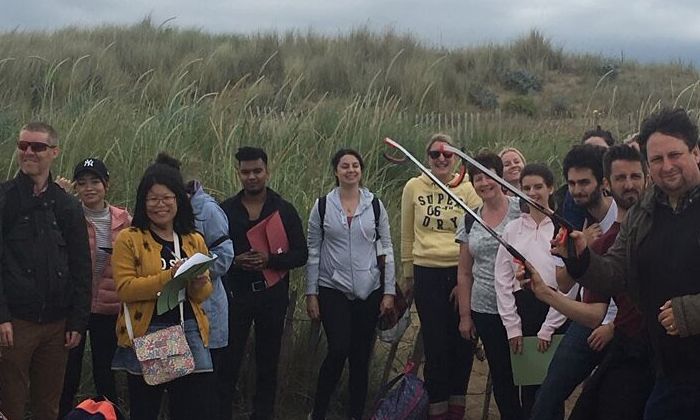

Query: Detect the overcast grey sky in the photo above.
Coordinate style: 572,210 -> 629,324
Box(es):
2,0 -> 700,64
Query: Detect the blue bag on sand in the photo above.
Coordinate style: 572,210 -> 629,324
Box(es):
370,362 -> 429,420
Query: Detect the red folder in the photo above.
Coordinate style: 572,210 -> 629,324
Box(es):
246,210 -> 290,287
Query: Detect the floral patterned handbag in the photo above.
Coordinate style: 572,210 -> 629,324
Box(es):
124,303 -> 195,385
122,233 -> 195,386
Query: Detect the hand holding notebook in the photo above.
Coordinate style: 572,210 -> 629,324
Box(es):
156,253 -> 218,315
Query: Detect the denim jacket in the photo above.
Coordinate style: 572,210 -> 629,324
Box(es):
191,186 -> 234,348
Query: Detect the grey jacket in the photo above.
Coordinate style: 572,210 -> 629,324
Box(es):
191,186 -> 235,348
571,187 -> 700,338
305,187 -> 396,299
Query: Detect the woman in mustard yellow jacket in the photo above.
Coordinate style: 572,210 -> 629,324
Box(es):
111,160 -> 214,420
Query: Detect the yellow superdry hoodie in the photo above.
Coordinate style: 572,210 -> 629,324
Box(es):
400,173 -> 482,277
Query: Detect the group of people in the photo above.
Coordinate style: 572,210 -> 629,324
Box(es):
0,107 -> 697,420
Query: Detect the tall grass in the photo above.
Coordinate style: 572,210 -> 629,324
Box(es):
2,20 -> 700,418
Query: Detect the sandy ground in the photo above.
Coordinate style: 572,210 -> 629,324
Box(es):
84,304 -> 582,420
401,306 -> 582,420
464,356 -> 581,419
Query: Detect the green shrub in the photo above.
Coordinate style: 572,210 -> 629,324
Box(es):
599,61 -> 620,80
502,68 -> 543,94
504,96 -> 537,117
468,85 -> 499,110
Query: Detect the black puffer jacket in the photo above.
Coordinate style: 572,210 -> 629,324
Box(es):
0,172 -> 92,333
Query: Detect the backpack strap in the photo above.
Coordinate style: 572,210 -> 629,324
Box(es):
208,234 -> 230,249
463,210 -> 477,235
318,196 -> 327,241
371,196 -> 381,241
319,195 -> 381,241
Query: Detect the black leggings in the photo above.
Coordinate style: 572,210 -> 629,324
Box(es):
472,311 -> 522,420
312,287 -> 381,420
413,265 -> 474,403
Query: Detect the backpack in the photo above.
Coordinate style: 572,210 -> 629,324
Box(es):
370,362 -> 428,420
63,397 -> 126,420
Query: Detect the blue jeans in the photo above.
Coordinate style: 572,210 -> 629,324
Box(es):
644,377 -> 700,420
530,322 -> 604,420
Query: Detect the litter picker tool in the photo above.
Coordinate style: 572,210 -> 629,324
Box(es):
439,143 -> 577,258
383,137 -> 532,277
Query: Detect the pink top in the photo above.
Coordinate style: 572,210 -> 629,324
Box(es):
494,213 -> 575,341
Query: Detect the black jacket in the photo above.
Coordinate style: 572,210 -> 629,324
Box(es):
0,172 -> 92,333
220,188 -> 308,294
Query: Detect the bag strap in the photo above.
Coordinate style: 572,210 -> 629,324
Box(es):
123,232 -> 185,343
463,211 -> 477,235
374,372 -> 407,402
208,234 -> 230,249
370,196 -> 390,298
371,196 -> 381,241
319,195 -> 381,240
318,196 -> 327,241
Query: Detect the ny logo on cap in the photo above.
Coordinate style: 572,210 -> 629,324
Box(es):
84,159 -> 94,167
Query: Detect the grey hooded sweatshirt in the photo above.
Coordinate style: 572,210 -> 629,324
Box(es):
305,187 -> 396,299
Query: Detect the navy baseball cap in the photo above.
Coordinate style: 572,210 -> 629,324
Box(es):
73,158 -> 109,183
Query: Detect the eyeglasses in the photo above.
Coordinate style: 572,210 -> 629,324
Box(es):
428,150 -> 454,159
146,195 -> 177,206
17,141 -> 57,153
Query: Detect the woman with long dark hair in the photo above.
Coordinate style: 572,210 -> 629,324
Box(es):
306,149 -> 396,420
111,160 -> 214,420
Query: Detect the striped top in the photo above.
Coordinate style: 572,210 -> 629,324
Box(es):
84,204 -> 111,279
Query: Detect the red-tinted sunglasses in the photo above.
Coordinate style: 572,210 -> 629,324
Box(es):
17,141 -> 56,152
428,150 -> 453,159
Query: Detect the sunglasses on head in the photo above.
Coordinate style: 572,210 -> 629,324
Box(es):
17,141 -> 56,152
428,150 -> 453,159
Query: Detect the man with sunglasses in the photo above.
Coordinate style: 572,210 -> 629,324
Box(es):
0,122 -> 92,420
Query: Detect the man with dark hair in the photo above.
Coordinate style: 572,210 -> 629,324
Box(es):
554,129 -> 615,228
527,144 -> 652,419
560,108 -> 700,419
561,144 -> 616,229
581,126 -> 616,148
531,144 -> 619,420
219,146 -> 308,420
0,122 -> 92,420
602,144 -> 648,205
